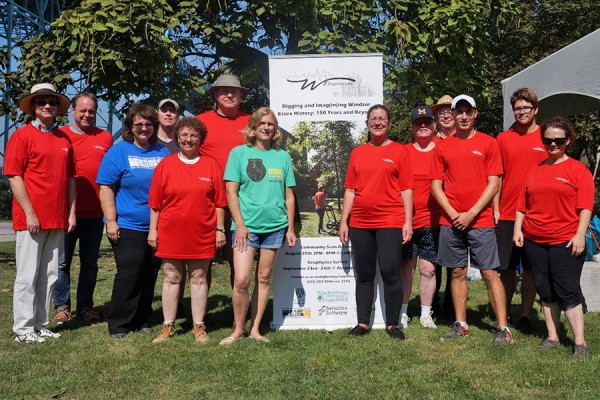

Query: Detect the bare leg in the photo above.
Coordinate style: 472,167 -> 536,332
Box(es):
249,248 -> 278,338
481,269 -> 508,327
418,259 -> 436,307
564,304 -> 586,346
230,247 -> 257,339
451,267 -> 468,322
543,301 -> 561,341
400,259 -> 417,305
188,259 -> 210,324
161,260 -> 184,322
520,270 -> 536,318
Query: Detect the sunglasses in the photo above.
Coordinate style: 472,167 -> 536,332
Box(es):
542,137 -> 568,146
35,99 -> 58,106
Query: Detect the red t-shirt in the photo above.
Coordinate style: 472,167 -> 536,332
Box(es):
4,123 -> 74,230
314,191 -> 326,209
432,131 -> 503,228
196,110 -> 250,173
344,141 -> 413,229
405,143 -> 441,229
60,126 -> 113,219
497,127 -> 546,221
517,158 -> 594,245
148,154 -> 227,259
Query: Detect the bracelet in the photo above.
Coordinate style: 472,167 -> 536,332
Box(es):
216,228 -> 225,233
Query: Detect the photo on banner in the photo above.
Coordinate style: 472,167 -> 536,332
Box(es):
269,53 -> 387,330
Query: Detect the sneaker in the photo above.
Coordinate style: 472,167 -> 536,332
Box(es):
348,325 -> 369,336
516,316 -> 533,334
441,321 -> 470,341
539,338 -> 560,349
111,332 -> 128,339
36,328 -> 61,339
419,312 -> 437,329
399,313 -> 410,329
152,322 -> 176,343
53,309 -> 73,325
573,344 -> 590,359
192,323 -> 209,343
15,332 -> 45,343
78,308 -> 102,324
387,325 -> 405,341
493,328 -> 513,345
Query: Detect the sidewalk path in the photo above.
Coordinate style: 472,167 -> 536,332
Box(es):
0,221 -> 15,242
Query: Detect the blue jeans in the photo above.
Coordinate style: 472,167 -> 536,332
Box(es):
53,218 -> 104,312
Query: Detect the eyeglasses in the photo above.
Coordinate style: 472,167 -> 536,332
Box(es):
436,109 -> 452,116
35,99 -> 58,106
542,137 -> 568,146
513,106 -> 534,114
179,134 -> 200,140
132,123 -> 154,130
368,117 -> 388,123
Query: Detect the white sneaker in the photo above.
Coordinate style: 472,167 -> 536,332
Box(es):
15,332 -> 46,343
399,313 -> 410,329
419,312 -> 437,329
36,328 -> 61,339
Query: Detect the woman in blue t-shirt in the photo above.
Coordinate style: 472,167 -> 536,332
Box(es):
220,107 -> 297,345
97,103 -> 169,338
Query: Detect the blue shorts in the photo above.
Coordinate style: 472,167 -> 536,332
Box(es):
231,228 -> 286,249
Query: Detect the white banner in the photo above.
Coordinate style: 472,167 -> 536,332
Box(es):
271,238 -> 386,331
269,53 -> 383,124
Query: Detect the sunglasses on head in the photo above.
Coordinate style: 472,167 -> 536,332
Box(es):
542,137 -> 568,146
35,99 -> 58,106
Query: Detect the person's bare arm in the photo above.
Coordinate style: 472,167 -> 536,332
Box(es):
453,175 -> 500,230
99,185 -> 119,242
8,175 -> 39,233
400,189 -> 413,244
285,187 -> 297,247
338,188 -> 355,246
226,181 -> 249,252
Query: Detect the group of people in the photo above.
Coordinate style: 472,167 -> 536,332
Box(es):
6,74 -> 296,346
340,90 -> 593,358
6,77 -> 593,358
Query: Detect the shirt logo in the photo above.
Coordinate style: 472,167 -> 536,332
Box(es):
532,147 -> 545,152
94,145 -> 108,151
128,156 -> 162,169
382,158 -> 396,164
555,177 -> 569,184
471,150 -> 483,156
62,147 -> 69,152
198,177 -> 211,182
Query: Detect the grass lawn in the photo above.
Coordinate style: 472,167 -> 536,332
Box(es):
1,207 -> 599,399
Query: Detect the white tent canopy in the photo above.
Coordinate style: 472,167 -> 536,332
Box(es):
502,29 -> 600,130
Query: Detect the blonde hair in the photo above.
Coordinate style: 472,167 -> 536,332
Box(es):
243,107 -> 282,149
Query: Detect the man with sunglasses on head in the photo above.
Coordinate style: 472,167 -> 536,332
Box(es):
5,83 -> 76,343
196,74 -> 251,289
431,94 -> 511,345
495,88 -> 546,334
52,93 -> 113,326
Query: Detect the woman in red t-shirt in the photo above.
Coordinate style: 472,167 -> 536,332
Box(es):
339,104 -> 413,340
513,116 -> 594,358
148,117 -> 227,344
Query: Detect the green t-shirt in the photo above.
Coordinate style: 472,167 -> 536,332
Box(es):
224,145 -> 296,233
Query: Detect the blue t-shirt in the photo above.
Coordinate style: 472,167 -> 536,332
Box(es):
224,145 -> 296,233
96,141 -> 169,232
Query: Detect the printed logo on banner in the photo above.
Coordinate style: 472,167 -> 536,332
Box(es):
318,306 -> 348,316
282,308 -> 312,318
295,288 -> 306,306
317,290 -> 349,303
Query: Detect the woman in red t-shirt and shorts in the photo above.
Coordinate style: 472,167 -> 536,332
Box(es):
339,104 -> 413,341
513,116 -> 594,359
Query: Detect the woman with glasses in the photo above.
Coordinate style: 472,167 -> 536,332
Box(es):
97,103 -> 170,339
339,104 -> 413,340
148,117 -> 227,343
513,116 -> 594,358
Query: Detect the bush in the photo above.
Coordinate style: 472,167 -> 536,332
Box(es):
0,177 -> 12,219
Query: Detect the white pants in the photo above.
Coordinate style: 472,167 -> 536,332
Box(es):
13,229 -> 64,335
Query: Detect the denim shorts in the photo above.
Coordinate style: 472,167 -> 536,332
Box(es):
231,228 -> 286,249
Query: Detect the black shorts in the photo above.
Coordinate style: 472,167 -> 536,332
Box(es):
523,239 -> 585,311
495,220 -> 531,271
402,227 -> 439,263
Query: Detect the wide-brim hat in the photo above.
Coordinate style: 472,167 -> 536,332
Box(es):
19,83 -> 70,115
208,74 -> 249,99
431,95 -> 453,114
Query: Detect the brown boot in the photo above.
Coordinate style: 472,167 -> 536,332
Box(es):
152,322 -> 176,343
192,323 -> 209,343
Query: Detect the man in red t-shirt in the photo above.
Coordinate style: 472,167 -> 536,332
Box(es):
6,83 -> 76,343
495,88 -> 546,334
196,74 -> 251,287
431,94 -> 511,345
314,186 -> 327,233
53,93 -> 113,325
